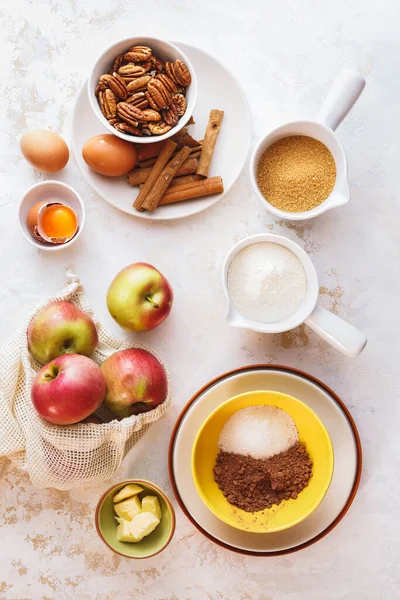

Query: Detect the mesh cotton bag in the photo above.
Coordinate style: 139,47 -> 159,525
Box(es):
0,273 -> 171,490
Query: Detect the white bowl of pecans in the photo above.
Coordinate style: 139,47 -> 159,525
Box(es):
88,37 -> 197,144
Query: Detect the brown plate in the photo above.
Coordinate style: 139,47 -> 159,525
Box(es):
168,364 -> 362,556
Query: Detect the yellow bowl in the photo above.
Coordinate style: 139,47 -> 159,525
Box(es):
191,390 -> 334,533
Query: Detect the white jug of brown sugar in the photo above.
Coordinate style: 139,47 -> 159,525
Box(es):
250,70 -> 366,220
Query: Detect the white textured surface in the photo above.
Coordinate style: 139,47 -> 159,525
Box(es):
0,0 -> 399,598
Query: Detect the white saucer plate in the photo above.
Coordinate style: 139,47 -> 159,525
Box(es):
168,365 -> 361,555
72,42 -> 251,220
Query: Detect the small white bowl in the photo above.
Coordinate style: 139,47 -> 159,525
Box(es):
19,181 -> 85,251
88,37 -> 197,144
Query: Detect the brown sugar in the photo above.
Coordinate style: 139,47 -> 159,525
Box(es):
256,135 -> 336,213
213,442 -> 313,512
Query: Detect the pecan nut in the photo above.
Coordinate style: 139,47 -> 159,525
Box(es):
126,75 -> 152,93
124,45 -> 152,62
171,93 -> 186,116
156,73 -> 177,94
141,60 -> 153,73
147,78 -> 171,110
165,60 -> 191,86
118,63 -> 147,77
117,103 -> 161,124
151,56 -> 164,73
98,89 -> 117,119
162,103 -> 179,127
139,109 -> 161,122
145,91 -> 159,110
148,121 -> 172,135
100,73 -> 128,100
117,103 -> 140,127
125,92 -> 149,110
165,62 -> 177,84
95,80 -> 107,96
173,60 -> 192,86
110,53 -> 124,74
114,122 -> 143,136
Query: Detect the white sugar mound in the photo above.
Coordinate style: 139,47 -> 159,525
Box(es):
218,405 -> 299,459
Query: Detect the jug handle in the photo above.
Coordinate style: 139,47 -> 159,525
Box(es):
316,70 -> 366,131
305,305 -> 367,358
225,303 -> 247,329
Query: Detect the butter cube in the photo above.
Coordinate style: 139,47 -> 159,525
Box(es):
127,512 -> 160,542
117,518 -> 137,543
113,484 -> 143,503
114,494 -> 142,521
141,495 -> 162,520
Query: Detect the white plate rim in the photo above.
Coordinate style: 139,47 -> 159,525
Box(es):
168,364 -> 362,556
71,41 -> 252,221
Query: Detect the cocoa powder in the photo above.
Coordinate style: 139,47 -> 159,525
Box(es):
213,442 -> 313,512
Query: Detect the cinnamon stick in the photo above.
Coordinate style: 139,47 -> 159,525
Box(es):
133,139 -> 177,210
169,175 -> 196,187
189,144 -> 202,153
136,140 -> 166,163
158,176 -> 224,206
128,157 -> 198,186
137,157 -> 162,169
141,146 -> 192,212
135,124 -> 199,162
195,110 -> 224,179
171,127 -> 188,141
128,168 -> 153,186
138,145 -> 202,168
175,132 -> 201,149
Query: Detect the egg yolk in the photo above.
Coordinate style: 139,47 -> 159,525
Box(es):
41,205 -> 77,240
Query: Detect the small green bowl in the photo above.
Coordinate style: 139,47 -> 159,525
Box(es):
95,479 -> 176,559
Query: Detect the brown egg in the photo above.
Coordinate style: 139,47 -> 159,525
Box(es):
20,130 -> 69,173
82,134 -> 137,176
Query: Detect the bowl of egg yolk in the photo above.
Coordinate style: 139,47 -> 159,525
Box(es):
19,181 -> 85,251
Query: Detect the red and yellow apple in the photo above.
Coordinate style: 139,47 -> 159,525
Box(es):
106,263 -> 173,332
31,354 -> 106,425
27,301 -> 98,365
101,348 -> 168,418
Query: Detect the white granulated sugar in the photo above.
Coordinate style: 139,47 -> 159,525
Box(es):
227,242 -> 307,323
218,405 -> 299,459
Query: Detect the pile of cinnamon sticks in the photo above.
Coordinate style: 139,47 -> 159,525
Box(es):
129,110 -> 224,212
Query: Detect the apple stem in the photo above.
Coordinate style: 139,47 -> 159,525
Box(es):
146,295 -> 159,309
44,365 -> 59,381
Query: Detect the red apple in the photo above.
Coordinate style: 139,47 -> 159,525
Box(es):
101,348 -> 168,418
106,263 -> 173,332
31,354 -> 106,425
28,301 -> 98,365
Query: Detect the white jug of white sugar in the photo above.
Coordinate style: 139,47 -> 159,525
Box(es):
222,233 -> 367,358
